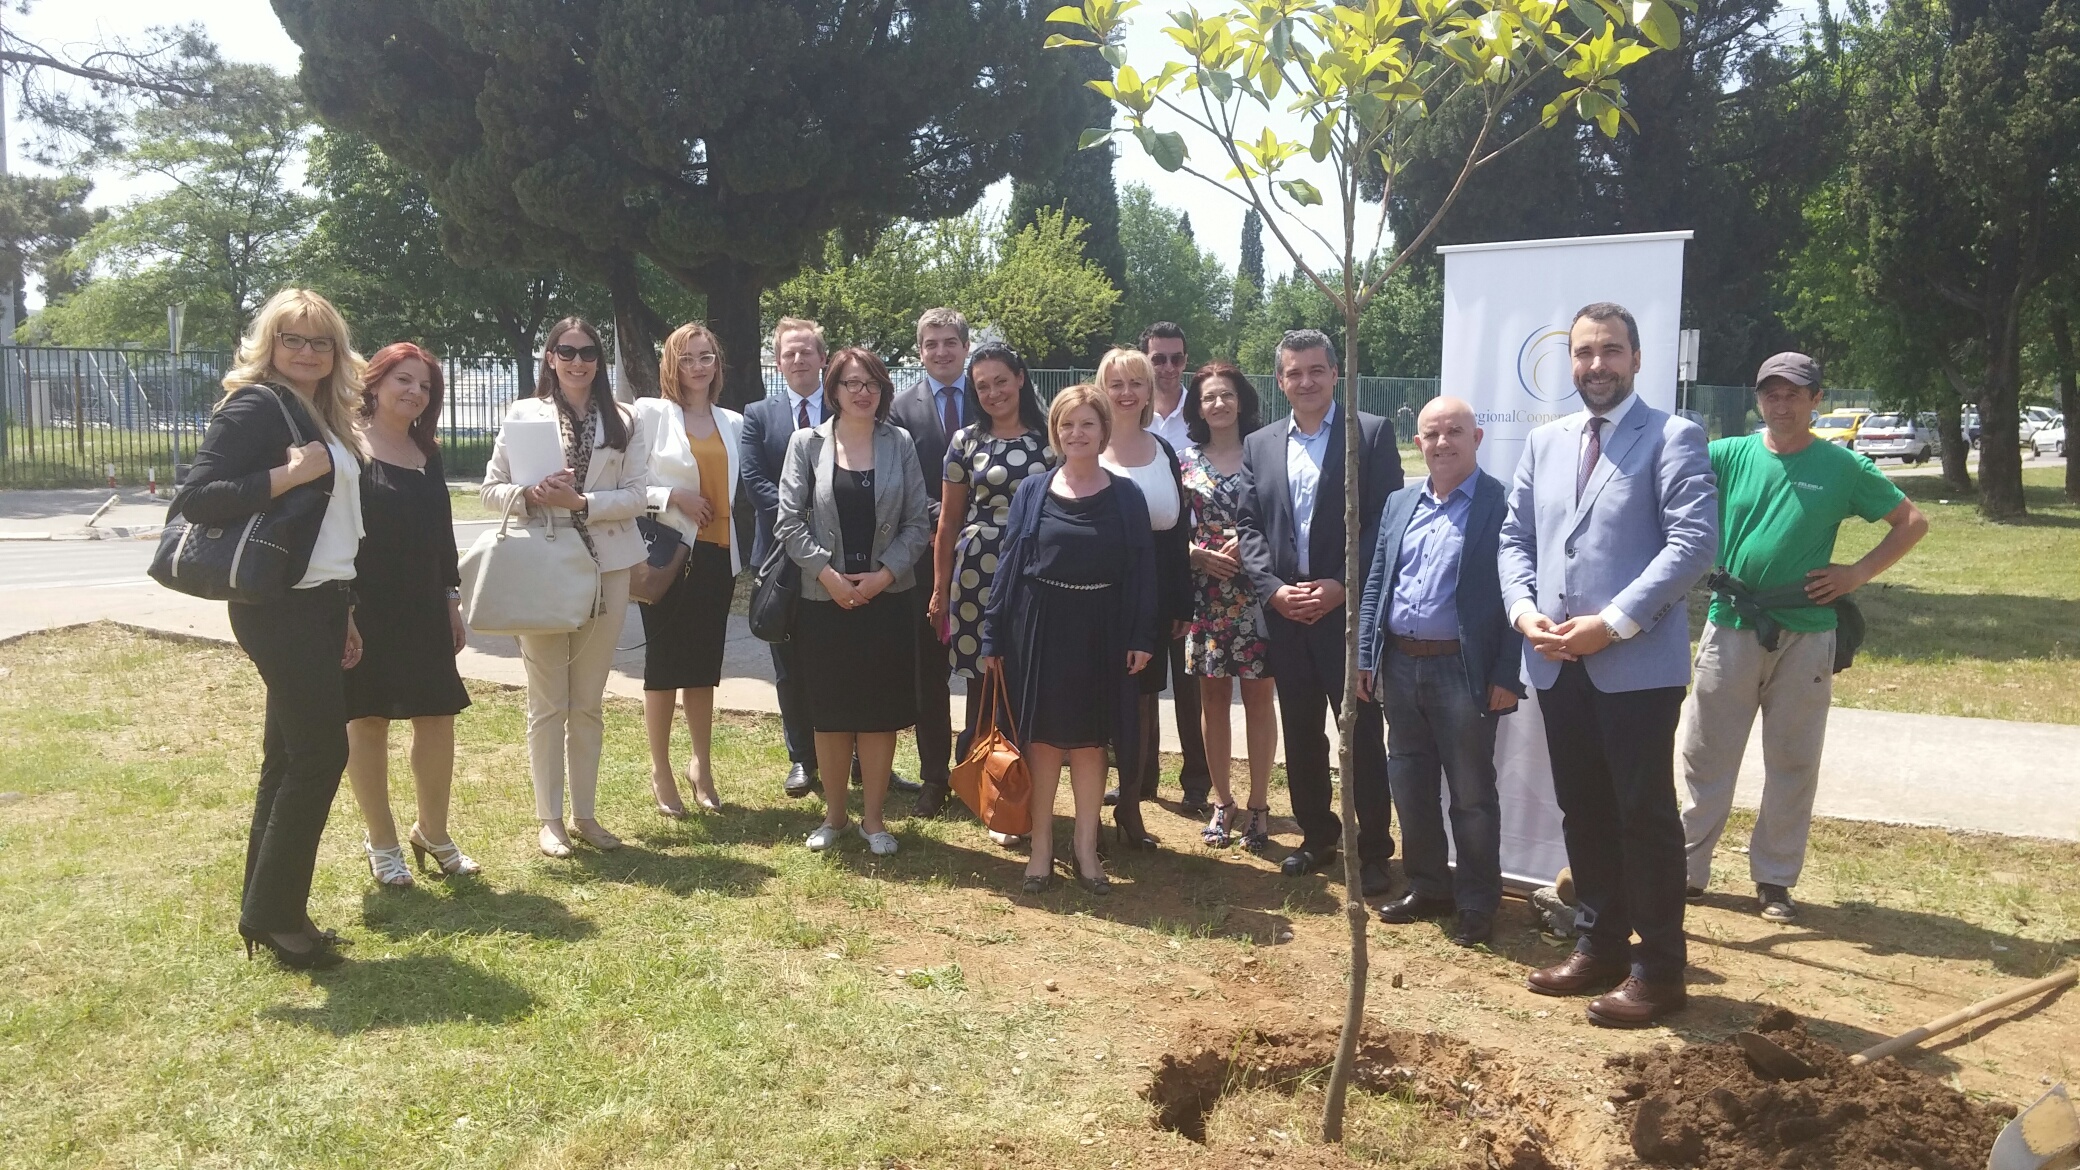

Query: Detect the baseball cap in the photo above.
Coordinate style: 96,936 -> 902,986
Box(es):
1755,352 -> 1821,389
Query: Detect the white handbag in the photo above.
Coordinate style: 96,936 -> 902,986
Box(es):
459,491 -> 601,636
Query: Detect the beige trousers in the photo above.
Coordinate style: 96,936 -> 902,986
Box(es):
1679,620 -> 1836,889
518,568 -> 630,821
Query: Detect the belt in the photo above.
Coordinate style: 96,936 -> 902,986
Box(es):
1392,636 -> 1460,657
1035,577 -> 1112,591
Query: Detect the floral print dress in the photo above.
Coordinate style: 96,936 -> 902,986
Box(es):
943,426 -> 1056,677
1180,446 -> 1269,679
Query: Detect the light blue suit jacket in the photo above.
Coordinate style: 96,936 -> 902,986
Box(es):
1497,399 -> 1718,693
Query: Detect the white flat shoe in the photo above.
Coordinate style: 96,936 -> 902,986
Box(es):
806,823 -> 846,852
859,826 -> 899,856
539,823 -> 573,859
988,830 -> 1027,848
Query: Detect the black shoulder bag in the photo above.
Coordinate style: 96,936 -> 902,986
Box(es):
150,386 -> 335,604
1705,568 -> 1864,674
749,451 -> 813,643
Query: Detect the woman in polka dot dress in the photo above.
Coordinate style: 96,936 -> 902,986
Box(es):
928,343 -> 1056,756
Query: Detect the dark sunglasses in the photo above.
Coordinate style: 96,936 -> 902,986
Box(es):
1147,352 -> 1187,366
551,344 -> 601,363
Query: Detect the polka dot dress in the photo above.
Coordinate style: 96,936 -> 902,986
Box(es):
943,425 -> 1056,677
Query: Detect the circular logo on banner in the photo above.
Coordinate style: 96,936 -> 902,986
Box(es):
1515,325 -> 1578,404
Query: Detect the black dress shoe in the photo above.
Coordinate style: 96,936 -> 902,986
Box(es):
1179,789 -> 1213,817
1281,847 -> 1336,877
1377,891 -> 1455,924
887,771 -> 923,794
1360,860 -> 1393,898
1102,786 -> 1120,807
913,782 -> 949,818
783,763 -> 815,799
1448,910 -> 1494,947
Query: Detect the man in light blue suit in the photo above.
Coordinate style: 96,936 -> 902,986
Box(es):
1498,302 -> 1718,1028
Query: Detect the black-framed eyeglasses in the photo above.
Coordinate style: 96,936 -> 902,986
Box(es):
833,377 -> 880,394
551,344 -> 602,363
276,332 -> 336,355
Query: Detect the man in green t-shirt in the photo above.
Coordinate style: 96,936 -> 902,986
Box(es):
1679,353 -> 1928,923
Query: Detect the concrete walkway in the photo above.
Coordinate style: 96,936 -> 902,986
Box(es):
3,571 -> 2075,844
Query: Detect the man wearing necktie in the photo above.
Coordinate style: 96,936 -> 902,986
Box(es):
1498,302 -> 1718,1028
886,307 -> 972,815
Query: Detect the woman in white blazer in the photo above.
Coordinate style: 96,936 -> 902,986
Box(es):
481,316 -> 653,858
633,322 -> 744,816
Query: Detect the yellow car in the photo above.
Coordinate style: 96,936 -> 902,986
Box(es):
1812,408 -> 1874,448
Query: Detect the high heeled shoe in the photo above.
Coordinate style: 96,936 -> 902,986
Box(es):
1112,806 -> 1159,851
239,925 -> 344,971
1201,803 -> 1235,848
408,826 -> 481,877
1240,805 -> 1272,854
363,838 -> 414,888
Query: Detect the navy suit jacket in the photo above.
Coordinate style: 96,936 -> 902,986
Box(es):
887,376 -> 967,526
738,394 -> 804,566
1235,408 -> 1404,608
1356,469 -> 1525,705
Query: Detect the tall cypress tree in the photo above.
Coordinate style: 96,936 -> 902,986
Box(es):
274,0 -> 1083,404
1006,43 -> 1125,352
1238,208 -> 1265,295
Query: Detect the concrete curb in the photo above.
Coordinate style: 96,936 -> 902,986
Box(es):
0,525 -> 163,543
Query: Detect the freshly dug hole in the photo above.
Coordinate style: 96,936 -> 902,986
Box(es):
1612,1006 -> 2013,1169
1144,1022 -> 1560,1168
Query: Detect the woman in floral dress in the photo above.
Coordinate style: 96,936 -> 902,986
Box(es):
1179,363 -> 1277,850
929,343 -> 1056,758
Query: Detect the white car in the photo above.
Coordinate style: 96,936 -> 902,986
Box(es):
1853,412 -> 1940,464
2032,415 -> 2066,457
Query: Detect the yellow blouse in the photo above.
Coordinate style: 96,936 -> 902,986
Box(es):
688,426 -> 731,547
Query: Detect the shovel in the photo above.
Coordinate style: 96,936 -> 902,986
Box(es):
1989,1084 -> 2079,1170
1735,965 -> 2078,1083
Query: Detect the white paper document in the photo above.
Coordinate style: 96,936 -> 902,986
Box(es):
500,418 -> 565,487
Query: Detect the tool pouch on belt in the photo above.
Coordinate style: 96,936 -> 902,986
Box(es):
1705,568 -> 1864,674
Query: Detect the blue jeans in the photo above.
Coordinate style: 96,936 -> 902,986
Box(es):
1381,649 -> 1501,914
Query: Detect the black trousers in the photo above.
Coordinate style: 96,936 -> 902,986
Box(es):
228,583 -> 351,934
769,638 -> 815,767
1168,636 -> 1211,795
1539,660 -> 1689,983
1264,608 -> 1393,861
911,588 -> 952,786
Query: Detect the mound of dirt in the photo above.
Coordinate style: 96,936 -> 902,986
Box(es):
1611,1007 -> 2013,1169
1144,1022 -> 1559,1169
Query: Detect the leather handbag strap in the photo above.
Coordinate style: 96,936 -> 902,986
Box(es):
981,663 -> 1022,747
267,383 -> 308,446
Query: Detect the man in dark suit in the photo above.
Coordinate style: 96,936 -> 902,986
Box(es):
1356,397 -> 1523,947
1235,329 -> 1403,894
885,307 -> 970,816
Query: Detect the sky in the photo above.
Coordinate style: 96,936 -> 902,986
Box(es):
10,0 -> 1826,286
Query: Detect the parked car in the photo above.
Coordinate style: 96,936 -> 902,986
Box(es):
1813,409 -> 1873,447
2021,406 -> 2059,445
2032,414 -> 2066,457
1854,413 -> 1941,464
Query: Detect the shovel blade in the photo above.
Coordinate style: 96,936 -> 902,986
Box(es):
1990,1084 -> 2080,1170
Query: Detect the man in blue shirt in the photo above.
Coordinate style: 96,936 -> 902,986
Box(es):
1357,397 -> 1524,945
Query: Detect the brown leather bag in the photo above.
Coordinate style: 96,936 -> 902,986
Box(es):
949,667 -> 1032,837
630,515 -> 691,605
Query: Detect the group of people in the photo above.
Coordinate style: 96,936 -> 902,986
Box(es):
182,286 -> 1927,1032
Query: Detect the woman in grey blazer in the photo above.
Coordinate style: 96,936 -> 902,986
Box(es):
774,347 -> 932,856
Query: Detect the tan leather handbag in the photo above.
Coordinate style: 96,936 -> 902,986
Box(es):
949,667 -> 1032,837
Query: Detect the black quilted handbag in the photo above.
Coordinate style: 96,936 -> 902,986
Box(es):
747,539 -> 800,643
150,386 -> 333,604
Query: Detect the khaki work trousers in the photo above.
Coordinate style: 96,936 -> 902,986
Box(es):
518,567 -> 631,822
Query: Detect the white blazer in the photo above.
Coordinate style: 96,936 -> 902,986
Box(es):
633,396 -> 746,574
481,396 -> 653,574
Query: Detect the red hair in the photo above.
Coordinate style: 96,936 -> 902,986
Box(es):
361,342 -> 446,463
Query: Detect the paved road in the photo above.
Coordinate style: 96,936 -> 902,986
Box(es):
0,539 -> 153,591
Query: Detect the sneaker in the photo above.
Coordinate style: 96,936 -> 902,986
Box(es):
859,826 -> 899,856
1757,883 -> 1798,922
805,823 -> 845,852
987,830 -> 1026,848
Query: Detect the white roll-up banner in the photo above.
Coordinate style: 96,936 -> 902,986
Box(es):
1434,230 -> 1692,890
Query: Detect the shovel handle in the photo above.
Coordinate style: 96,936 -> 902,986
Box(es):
1851,965 -> 2078,1066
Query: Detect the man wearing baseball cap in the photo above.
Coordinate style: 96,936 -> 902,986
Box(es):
1679,352 -> 1927,922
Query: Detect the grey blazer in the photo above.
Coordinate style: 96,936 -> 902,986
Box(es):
774,417 -> 933,601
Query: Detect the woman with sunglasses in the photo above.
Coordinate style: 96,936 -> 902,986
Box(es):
633,322 -> 744,815
773,348 -> 932,856
173,288 -> 366,970
481,318 -> 653,858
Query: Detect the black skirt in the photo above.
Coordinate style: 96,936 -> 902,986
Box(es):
343,456 -> 470,721
795,589 -> 919,732
1018,581 -> 1120,749
639,540 -> 734,690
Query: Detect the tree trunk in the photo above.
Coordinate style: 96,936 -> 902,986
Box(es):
606,255 -> 664,400
2050,305 -> 2078,504
1976,314 -> 2029,520
693,261 -> 768,410
1321,301 -> 1369,1144
1934,362 -> 1975,495
494,306 -> 539,397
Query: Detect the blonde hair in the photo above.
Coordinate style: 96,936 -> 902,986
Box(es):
1096,346 -> 1156,428
659,321 -> 725,406
771,316 -> 827,359
220,288 -> 366,452
1047,383 -> 1113,453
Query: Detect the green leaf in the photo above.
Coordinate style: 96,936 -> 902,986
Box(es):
1077,127 -> 1116,149
1046,4 -> 1089,24
1632,0 -> 1681,48
1278,178 -> 1322,205
1045,33 -> 1101,48
1596,103 -> 1621,136
1567,0 -> 1609,32
1205,67 -> 1235,102
1150,130 -> 1188,171
1309,113 -> 1336,161
1101,43 -> 1128,67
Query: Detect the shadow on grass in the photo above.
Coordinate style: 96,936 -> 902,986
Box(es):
267,953 -> 534,1035
1705,893 -> 2078,980
360,883 -> 596,942
1891,472 -> 2080,523
568,843 -> 778,896
1853,582 -> 2080,662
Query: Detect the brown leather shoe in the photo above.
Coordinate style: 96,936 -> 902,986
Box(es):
1586,976 -> 1688,1028
1526,951 -> 1629,996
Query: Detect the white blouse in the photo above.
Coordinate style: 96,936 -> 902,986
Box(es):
295,435 -> 365,587
1101,444 -> 1181,531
